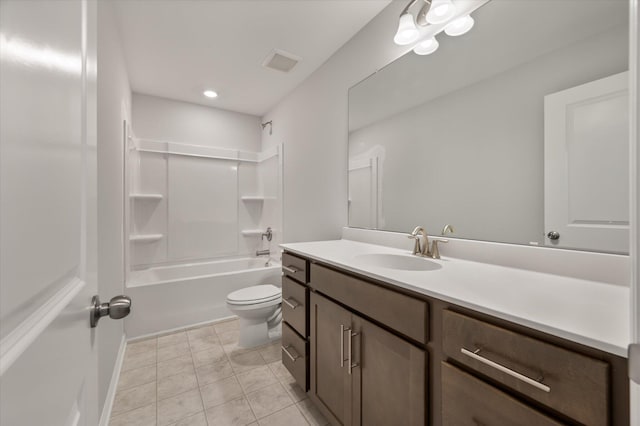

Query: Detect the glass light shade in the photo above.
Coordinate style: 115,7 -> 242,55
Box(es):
394,13 -> 420,45
413,37 -> 439,55
426,0 -> 456,24
203,90 -> 218,98
444,15 -> 475,36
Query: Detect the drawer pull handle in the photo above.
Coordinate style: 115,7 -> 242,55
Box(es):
282,345 -> 300,362
348,330 -> 359,375
340,325 -> 350,367
283,297 -> 300,310
461,348 -> 551,393
283,265 -> 299,274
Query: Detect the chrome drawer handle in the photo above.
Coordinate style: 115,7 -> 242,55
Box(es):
281,345 -> 300,362
283,297 -> 300,310
283,265 -> 299,274
340,325 -> 350,368
348,330 -> 359,375
461,348 -> 551,393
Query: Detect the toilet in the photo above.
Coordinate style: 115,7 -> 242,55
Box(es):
226,284 -> 282,348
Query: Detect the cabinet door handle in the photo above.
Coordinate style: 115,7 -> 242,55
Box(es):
340,325 -> 350,367
283,297 -> 299,310
283,265 -> 299,274
348,330 -> 359,375
461,347 -> 550,393
281,345 -> 300,362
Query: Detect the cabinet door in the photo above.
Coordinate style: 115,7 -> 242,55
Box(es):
310,292 -> 353,425
352,315 -> 426,426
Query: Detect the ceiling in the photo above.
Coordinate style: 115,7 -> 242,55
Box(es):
113,0 -> 391,117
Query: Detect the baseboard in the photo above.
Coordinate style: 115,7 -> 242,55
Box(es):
98,334 -> 127,426
127,315 -> 237,343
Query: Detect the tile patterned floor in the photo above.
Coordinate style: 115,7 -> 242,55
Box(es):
110,319 -> 329,426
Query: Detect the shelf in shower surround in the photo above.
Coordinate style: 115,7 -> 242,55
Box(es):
130,234 -> 163,243
130,193 -> 163,201
241,196 -> 276,201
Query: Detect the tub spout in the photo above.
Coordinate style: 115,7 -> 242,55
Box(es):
256,249 -> 270,257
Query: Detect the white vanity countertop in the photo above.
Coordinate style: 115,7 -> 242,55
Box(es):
280,239 -> 630,357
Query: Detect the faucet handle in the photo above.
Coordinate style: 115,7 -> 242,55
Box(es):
430,239 -> 448,259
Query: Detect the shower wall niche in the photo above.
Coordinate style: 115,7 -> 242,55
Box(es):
127,137 -> 282,271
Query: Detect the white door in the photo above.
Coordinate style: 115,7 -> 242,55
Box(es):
544,72 -> 629,253
0,0 -> 100,425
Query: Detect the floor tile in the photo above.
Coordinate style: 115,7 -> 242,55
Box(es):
258,344 -> 281,364
205,397 -> 256,426
213,319 -> 239,335
127,338 -> 158,356
158,341 -> 191,363
158,369 -> 198,400
192,345 -> 227,368
200,376 -> 244,409
109,402 -> 156,426
112,382 -> 156,416
279,378 -> 307,403
228,350 -> 265,374
118,364 -> 156,392
217,329 -> 241,346
157,389 -> 204,426
122,349 -> 157,372
195,360 -> 235,386
296,399 -> 328,426
168,411 -> 208,426
186,326 -> 215,341
158,354 -> 195,380
189,335 -> 221,353
246,383 -> 294,419
257,404 -> 308,426
158,331 -> 188,348
266,361 -> 290,380
236,365 -> 278,394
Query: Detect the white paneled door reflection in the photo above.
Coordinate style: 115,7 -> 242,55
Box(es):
168,156 -> 239,260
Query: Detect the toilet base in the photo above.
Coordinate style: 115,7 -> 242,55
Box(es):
238,317 -> 282,348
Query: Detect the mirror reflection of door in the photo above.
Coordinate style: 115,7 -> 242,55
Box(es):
544,72 -> 629,253
349,157 -> 380,229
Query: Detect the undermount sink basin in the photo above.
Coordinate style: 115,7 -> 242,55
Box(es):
353,253 -> 442,271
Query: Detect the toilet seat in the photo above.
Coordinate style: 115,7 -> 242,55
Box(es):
226,284 -> 281,306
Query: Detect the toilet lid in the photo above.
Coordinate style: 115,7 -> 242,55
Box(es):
227,284 -> 281,305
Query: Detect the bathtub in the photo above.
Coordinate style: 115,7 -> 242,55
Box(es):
125,257 -> 282,338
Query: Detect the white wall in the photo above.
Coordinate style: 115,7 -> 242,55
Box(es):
97,0 -> 131,415
132,93 -> 261,151
261,2 -> 410,243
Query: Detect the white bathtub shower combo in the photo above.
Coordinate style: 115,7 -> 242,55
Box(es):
125,139 -> 284,342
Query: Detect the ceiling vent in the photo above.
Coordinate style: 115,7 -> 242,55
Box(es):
262,49 -> 301,73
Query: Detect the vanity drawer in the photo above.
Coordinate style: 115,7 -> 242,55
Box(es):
310,263 -> 427,344
282,252 -> 308,284
282,322 -> 308,391
442,362 -> 564,426
442,310 -> 609,426
282,276 -> 308,337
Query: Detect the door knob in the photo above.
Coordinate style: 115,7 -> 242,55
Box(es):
546,231 -> 560,240
90,295 -> 131,328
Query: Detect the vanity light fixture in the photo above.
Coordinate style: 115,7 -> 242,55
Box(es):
426,0 -> 456,24
203,90 -> 218,98
393,0 -> 476,55
394,13 -> 420,45
444,14 -> 474,36
413,37 -> 439,55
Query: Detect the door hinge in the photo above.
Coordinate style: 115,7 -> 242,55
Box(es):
630,343 -> 640,385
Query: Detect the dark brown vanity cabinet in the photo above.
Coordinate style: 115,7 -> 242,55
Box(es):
309,292 -> 426,426
280,252 -> 310,390
281,251 -> 629,426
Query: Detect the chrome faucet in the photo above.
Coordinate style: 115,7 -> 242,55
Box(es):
408,226 -> 430,256
408,225 -> 453,259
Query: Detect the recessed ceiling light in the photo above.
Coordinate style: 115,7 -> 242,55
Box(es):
203,90 -> 218,98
